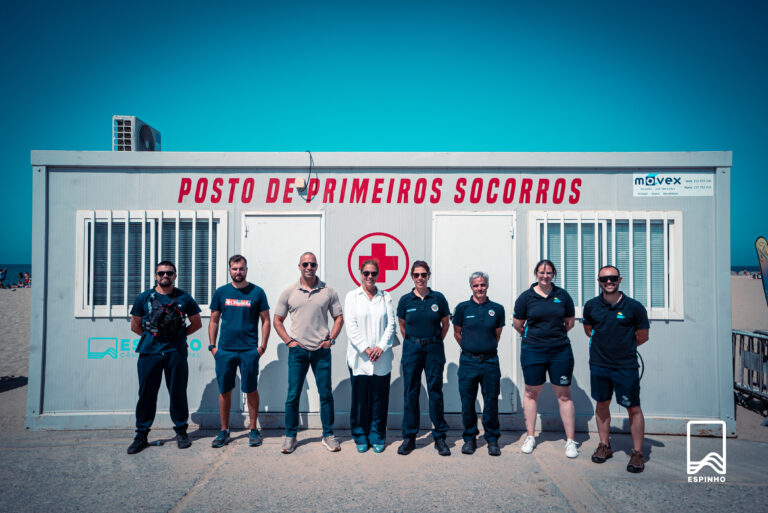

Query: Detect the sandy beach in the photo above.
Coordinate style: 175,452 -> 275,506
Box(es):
731,275 -> 768,331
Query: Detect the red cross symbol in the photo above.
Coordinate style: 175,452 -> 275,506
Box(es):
359,243 -> 398,283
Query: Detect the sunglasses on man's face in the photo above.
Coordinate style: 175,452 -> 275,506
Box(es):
301,262 -> 318,268
362,271 -> 378,277
412,272 -> 429,278
598,275 -> 620,283
156,271 -> 175,277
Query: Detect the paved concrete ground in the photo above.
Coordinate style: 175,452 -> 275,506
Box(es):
0,421 -> 766,513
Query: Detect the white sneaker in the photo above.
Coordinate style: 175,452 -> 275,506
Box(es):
521,435 -> 536,454
565,439 -> 579,458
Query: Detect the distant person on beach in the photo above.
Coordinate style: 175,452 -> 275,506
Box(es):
126,261 -> 202,455
23,272 -> 31,288
207,255 -> 271,449
0,268 -> 6,288
17,272 -> 24,288
582,265 -> 650,474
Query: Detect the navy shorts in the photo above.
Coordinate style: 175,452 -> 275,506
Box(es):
214,348 -> 261,394
521,344 -> 574,387
590,365 -> 641,408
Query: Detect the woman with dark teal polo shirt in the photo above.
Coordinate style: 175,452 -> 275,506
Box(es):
513,259 -> 578,459
396,260 -> 451,456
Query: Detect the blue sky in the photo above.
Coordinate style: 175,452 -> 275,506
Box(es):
1,0 -> 765,265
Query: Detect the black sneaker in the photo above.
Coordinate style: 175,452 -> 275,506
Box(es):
434,437 -> 451,456
397,437 -> 416,455
461,438 -> 477,455
176,430 -> 192,449
127,434 -> 149,454
487,439 -> 501,456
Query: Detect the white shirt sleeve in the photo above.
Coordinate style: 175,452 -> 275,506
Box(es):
344,290 -> 369,353
376,292 -> 396,351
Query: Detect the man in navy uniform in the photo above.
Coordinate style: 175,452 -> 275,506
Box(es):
127,261 -> 202,454
582,265 -> 649,473
453,271 -> 505,456
208,255 -> 271,449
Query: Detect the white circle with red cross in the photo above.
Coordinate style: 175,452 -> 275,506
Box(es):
347,232 -> 410,292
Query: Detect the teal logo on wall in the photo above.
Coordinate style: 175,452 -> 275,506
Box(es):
87,337 -> 203,359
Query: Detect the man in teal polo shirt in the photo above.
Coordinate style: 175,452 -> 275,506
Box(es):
208,255 -> 271,448
583,265 -> 650,473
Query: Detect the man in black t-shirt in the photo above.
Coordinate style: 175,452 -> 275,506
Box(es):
127,261 -> 202,455
582,265 -> 649,473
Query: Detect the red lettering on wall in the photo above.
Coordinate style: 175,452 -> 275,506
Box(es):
178,178 -> 192,203
306,178 -> 320,202
520,178 -> 533,203
323,178 -> 336,202
211,178 -> 223,203
569,178 -> 581,204
535,179 -> 549,204
242,178 -> 254,203
282,178 -> 294,203
266,178 -> 279,203
228,178 -> 239,203
372,178 -> 384,204
487,177 -> 500,203
552,178 -> 565,204
414,178 -> 427,204
194,178 -> 208,203
430,178 -> 442,204
386,179 -> 395,203
397,179 -> 411,203
351,178 -> 369,203
469,178 -> 483,204
502,178 -> 516,204
454,178 -> 467,203
339,178 -> 347,203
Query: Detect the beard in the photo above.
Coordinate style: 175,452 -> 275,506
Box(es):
232,274 -> 245,283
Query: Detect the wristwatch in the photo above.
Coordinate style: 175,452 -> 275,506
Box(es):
327,337 -> 336,346
208,345 -> 216,352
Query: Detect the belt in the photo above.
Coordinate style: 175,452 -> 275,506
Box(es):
406,336 -> 440,346
461,350 -> 497,362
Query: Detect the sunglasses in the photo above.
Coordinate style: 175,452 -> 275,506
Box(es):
301,262 -> 318,268
156,271 -> 175,277
598,275 -> 620,283
412,272 -> 429,278
362,271 -> 378,277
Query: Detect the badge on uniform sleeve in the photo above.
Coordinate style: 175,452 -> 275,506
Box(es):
431,304 -> 439,312
489,310 -> 495,317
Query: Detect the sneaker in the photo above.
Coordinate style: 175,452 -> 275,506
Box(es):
356,443 -> 370,453
127,434 -> 149,454
521,435 -> 536,454
565,439 -> 578,458
322,435 -> 341,452
281,436 -> 297,454
434,437 -> 451,456
487,440 -> 501,457
591,442 -> 613,463
461,438 -> 477,455
397,437 -> 416,455
372,444 -> 386,453
211,430 -> 230,449
627,450 -> 645,473
176,430 -> 192,449
248,429 -> 263,447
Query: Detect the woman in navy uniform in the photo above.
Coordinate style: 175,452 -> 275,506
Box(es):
396,260 -> 451,456
513,259 -> 578,458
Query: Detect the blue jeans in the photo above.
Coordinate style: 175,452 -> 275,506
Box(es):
458,353 -> 501,442
349,370 -> 391,445
401,339 -> 449,440
285,346 -> 334,437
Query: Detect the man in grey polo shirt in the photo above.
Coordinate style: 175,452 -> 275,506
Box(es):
273,251 -> 344,454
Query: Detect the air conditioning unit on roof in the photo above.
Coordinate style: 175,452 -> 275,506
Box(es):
112,115 -> 161,151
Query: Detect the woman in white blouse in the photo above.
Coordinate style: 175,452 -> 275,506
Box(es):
344,259 -> 396,453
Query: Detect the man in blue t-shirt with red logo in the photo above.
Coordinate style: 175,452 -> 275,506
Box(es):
208,255 -> 271,449
582,265 -> 650,473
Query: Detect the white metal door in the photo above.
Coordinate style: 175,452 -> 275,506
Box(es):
241,212 -> 325,414
432,212 -> 517,413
